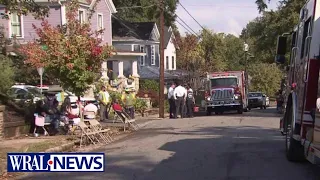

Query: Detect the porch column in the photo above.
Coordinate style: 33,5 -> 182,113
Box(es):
101,61 -> 109,82
118,60 -> 125,78
132,59 -> 139,77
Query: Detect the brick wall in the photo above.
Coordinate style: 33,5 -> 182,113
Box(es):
0,106 -> 4,139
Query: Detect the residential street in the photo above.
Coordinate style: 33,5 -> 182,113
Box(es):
20,108 -> 320,180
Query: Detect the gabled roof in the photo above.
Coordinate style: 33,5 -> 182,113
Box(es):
164,26 -> 174,48
139,66 -> 188,80
33,0 -> 117,13
112,15 -> 158,41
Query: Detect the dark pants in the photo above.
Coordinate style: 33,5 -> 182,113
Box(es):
100,104 -> 108,121
44,115 -> 60,130
126,106 -> 135,119
175,97 -> 184,118
169,98 -> 176,118
186,99 -> 194,117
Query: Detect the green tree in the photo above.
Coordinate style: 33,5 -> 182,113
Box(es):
248,63 -> 283,96
0,55 -> 15,94
113,0 -> 178,27
0,0 -> 49,19
19,0 -> 113,97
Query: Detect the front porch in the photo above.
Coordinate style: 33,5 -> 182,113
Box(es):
102,51 -> 145,92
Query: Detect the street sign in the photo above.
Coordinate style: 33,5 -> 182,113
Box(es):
37,67 -> 44,76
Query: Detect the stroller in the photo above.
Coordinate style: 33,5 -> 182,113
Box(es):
112,101 -> 139,131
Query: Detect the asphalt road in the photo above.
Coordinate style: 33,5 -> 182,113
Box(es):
20,107 -> 320,180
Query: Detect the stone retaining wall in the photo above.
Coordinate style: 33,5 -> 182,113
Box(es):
0,106 -> 29,139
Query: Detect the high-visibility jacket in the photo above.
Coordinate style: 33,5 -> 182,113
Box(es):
99,91 -> 109,104
122,93 -> 135,107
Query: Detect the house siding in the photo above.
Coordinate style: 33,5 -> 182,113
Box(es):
0,6 -> 61,42
113,43 -> 132,52
164,35 -> 176,70
90,0 -> 112,45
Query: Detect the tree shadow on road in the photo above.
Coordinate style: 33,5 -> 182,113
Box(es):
19,126 -> 320,180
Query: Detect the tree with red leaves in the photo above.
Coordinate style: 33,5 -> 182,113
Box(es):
19,0 -> 113,97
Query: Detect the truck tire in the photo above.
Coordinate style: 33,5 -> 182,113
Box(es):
285,104 -> 305,162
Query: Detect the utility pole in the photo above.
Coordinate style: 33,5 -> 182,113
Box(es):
159,0 -> 165,118
244,43 -> 249,91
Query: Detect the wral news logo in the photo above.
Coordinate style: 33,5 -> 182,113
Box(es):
7,153 -> 105,172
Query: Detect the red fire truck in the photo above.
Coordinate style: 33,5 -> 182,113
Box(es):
204,71 -> 249,115
276,0 -> 320,164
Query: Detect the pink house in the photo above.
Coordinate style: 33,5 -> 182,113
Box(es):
0,0 -> 117,45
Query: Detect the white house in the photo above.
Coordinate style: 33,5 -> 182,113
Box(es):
164,26 -> 177,70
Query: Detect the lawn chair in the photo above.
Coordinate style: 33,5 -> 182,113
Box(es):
88,119 -> 113,143
33,115 -> 49,136
77,121 -> 100,148
114,110 -> 139,131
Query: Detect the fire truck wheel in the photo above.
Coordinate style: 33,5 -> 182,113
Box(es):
285,105 -> 305,162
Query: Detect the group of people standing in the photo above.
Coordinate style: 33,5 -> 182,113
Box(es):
98,85 -> 136,122
168,81 -> 195,119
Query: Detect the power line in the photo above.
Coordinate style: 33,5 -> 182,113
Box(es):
176,15 -> 198,35
116,4 -> 156,10
178,2 -> 206,31
176,19 -> 196,35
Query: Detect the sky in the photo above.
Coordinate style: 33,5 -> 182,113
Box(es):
176,0 -> 279,37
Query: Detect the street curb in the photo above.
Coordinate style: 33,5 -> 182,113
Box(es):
44,140 -> 79,153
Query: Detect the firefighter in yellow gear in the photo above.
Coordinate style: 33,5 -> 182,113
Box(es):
121,88 -> 136,119
98,86 -> 110,121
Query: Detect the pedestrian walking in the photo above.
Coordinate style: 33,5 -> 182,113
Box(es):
98,86 -> 110,122
186,84 -> 195,118
174,81 -> 186,119
168,82 -> 176,118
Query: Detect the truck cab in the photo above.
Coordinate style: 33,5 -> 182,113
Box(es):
205,71 -> 248,115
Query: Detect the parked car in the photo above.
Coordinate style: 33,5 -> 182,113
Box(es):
248,92 -> 269,110
8,85 -> 42,103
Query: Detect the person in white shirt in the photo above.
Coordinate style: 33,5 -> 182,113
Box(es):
167,82 -> 176,118
173,81 -> 186,118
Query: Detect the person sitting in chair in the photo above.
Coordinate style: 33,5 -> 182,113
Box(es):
112,99 -> 131,121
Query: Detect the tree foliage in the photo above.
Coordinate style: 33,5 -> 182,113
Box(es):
248,63 -> 282,96
0,0 -> 50,19
112,0 -> 178,27
19,0 -> 113,97
0,55 -> 15,93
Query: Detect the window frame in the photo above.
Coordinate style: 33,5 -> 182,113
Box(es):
10,12 -> 23,38
151,45 -> 155,65
78,10 -> 85,23
171,56 -> 175,69
97,13 -> 104,31
140,45 -> 145,66
166,56 -> 169,69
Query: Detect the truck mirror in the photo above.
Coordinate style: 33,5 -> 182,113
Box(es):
275,36 -> 287,64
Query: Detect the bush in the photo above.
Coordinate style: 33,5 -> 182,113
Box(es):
134,98 -> 148,116
0,55 -> 15,94
140,80 -> 159,92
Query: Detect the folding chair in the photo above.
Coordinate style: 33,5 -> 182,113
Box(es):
88,120 -> 113,143
114,110 -> 140,131
77,121 -> 100,148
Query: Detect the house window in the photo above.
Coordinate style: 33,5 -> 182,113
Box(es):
11,13 -> 22,37
151,45 -> 155,65
140,46 -> 145,66
79,10 -> 85,23
97,14 -> 103,31
172,56 -> 175,69
166,56 -> 169,69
